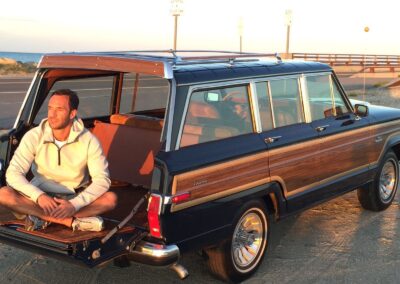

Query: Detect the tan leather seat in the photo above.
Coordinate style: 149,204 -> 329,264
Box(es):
92,120 -> 162,188
110,114 -> 163,131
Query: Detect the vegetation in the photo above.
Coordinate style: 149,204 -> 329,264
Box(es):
0,61 -> 37,75
372,81 -> 389,88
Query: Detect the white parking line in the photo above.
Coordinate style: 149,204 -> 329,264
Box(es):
0,91 -> 26,94
0,82 -> 32,85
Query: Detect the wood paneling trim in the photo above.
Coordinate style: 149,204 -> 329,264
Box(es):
171,177 -> 271,212
39,55 -> 166,78
281,164 -> 370,197
171,119 -> 400,212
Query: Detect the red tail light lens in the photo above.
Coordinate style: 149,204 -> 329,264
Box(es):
147,194 -> 162,238
171,192 -> 191,204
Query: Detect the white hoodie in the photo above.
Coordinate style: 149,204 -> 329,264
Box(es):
6,118 -> 111,211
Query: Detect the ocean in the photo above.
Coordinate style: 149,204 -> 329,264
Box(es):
0,51 -> 43,63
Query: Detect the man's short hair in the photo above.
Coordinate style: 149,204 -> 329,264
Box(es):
50,89 -> 79,110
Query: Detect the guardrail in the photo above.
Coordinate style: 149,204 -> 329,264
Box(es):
291,53 -> 400,72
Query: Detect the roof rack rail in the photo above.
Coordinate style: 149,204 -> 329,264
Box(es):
80,50 -> 282,65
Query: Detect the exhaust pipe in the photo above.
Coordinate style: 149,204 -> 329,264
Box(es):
170,263 -> 189,279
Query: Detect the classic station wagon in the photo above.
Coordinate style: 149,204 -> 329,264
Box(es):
0,51 -> 400,282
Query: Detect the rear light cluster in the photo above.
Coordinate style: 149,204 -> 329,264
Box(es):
147,194 -> 162,238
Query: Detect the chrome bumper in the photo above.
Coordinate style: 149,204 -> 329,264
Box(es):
128,240 -> 180,266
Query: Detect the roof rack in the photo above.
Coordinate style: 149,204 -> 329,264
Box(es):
79,50 -> 282,65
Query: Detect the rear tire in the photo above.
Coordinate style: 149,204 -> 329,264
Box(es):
205,200 -> 269,283
358,150 -> 399,211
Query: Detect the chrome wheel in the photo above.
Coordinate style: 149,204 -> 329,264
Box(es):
231,208 -> 267,273
379,158 -> 398,202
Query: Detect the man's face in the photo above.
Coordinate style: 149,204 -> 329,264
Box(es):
233,103 -> 248,119
47,95 -> 76,130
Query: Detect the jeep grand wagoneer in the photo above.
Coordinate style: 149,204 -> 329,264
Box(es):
0,51 -> 399,283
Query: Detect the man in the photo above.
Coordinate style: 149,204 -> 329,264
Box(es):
0,89 -> 116,231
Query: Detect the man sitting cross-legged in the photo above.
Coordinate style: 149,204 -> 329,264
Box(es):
0,89 -> 117,231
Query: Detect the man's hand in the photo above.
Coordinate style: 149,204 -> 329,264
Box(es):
37,194 -> 58,216
51,198 -> 76,219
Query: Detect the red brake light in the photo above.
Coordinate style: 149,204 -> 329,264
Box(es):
171,192 -> 191,204
147,194 -> 162,238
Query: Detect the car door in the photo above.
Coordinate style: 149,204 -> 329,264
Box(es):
254,78 -> 320,201
306,73 -> 373,189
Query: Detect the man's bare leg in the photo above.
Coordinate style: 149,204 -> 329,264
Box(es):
74,191 -> 117,218
0,186 -> 72,227
0,187 -> 117,226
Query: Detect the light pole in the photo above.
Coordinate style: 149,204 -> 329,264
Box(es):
170,0 -> 184,51
363,26 -> 370,99
238,18 -> 243,53
285,9 -> 293,57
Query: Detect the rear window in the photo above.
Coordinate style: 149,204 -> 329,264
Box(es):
119,73 -> 169,114
34,76 -> 114,123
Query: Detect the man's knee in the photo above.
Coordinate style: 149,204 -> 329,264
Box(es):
0,186 -> 18,206
103,191 -> 118,211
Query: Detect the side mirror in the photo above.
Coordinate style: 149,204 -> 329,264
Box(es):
354,104 -> 369,117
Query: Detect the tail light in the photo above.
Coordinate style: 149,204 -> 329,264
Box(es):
147,194 -> 162,238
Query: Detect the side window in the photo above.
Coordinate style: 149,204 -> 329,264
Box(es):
119,73 -> 169,114
180,85 -> 253,147
34,76 -> 114,123
306,74 -> 350,121
270,78 -> 303,127
255,82 -> 273,131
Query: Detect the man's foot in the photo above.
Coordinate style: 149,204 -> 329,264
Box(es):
71,216 -> 104,232
25,215 -> 50,231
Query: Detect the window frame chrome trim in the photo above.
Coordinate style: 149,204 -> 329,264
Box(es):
299,75 -> 312,123
19,71 -> 45,128
249,81 -> 262,133
174,79 -> 257,151
165,78 -> 177,152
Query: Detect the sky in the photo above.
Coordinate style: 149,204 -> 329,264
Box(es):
1,0 -> 400,55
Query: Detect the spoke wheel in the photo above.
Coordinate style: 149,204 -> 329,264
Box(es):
231,209 -> 266,273
205,200 -> 269,283
358,150 -> 399,211
379,158 -> 397,202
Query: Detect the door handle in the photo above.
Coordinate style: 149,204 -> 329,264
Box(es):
264,136 -> 282,144
315,125 -> 329,132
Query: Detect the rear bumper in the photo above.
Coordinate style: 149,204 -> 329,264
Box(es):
128,240 -> 180,266
0,224 -> 180,268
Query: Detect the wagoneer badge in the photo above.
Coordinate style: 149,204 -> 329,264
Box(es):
193,179 -> 208,187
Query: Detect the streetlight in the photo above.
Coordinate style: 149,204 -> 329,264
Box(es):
238,17 -> 243,53
363,26 -> 370,99
285,9 -> 293,57
170,0 -> 184,51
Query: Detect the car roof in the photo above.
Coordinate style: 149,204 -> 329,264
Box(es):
173,60 -> 331,85
38,50 -> 332,83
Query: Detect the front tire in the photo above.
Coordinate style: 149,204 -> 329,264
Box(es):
205,200 -> 269,283
358,150 -> 399,211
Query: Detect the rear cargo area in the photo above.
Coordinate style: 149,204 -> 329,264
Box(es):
0,185 -> 148,243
